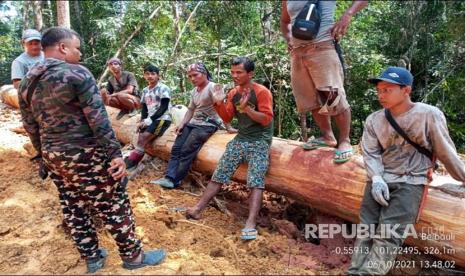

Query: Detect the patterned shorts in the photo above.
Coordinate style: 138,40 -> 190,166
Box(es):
212,139 -> 270,189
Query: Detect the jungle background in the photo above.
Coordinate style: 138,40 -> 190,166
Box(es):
1,0 -> 464,148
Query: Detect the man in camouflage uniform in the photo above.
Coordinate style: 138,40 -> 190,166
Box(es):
18,27 -> 166,273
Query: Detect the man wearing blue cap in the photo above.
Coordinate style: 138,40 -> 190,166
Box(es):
348,67 -> 465,275
11,29 -> 45,89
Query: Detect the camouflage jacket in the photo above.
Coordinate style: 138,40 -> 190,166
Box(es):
18,58 -> 122,160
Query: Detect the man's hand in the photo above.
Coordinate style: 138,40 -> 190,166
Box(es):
239,89 -> 251,112
212,83 -> 227,104
371,176 -> 390,207
108,157 -> 126,180
175,124 -> 185,136
330,13 -> 352,41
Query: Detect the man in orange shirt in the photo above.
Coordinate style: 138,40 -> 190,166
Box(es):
186,57 -> 273,240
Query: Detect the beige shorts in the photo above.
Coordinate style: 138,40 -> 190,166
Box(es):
290,40 -> 349,115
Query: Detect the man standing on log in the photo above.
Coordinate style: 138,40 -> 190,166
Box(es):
18,27 -> 166,273
124,64 -> 172,171
11,29 -> 44,89
280,0 -> 368,163
100,57 -> 141,120
348,66 -> 465,275
186,57 -> 274,241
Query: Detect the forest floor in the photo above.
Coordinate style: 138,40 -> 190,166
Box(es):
0,102 -> 462,275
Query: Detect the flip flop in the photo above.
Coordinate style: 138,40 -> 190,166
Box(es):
241,228 -> 258,240
169,207 -> 187,213
333,148 -> 353,164
302,139 -> 332,150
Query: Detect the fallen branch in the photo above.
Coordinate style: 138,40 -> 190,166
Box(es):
190,171 -> 232,217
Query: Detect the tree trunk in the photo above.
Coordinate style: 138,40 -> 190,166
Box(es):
2,87 -> 465,267
56,0 -> 70,28
22,1 -> 31,30
31,1 -> 43,31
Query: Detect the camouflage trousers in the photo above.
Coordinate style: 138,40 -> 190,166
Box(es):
42,147 -> 142,260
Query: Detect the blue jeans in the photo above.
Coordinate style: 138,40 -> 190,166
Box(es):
165,124 -> 217,186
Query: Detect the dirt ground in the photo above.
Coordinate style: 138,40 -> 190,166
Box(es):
0,103 -> 354,275
0,102 -> 462,275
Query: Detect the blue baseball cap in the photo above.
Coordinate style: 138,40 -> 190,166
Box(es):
368,66 -> 413,86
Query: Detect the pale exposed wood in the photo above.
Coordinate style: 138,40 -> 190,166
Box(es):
0,85 -> 19,109
2,86 -> 465,266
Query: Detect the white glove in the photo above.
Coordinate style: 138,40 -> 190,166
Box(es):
371,175 -> 390,207
143,117 -> 153,126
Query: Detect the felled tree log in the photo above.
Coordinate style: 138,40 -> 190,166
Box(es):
2,85 -> 465,267
0,85 -> 19,109
106,107 -> 465,268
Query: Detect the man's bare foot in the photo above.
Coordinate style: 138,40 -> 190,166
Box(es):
337,140 -> 353,159
186,207 -> 201,220
303,137 -> 337,150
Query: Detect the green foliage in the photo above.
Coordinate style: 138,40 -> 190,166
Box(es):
1,0 -> 464,151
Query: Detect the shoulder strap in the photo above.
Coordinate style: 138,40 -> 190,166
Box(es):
384,109 -> 433,161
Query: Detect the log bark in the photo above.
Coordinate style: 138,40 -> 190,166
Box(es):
2,86 -> 465,267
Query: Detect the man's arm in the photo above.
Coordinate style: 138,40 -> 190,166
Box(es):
118,84 -> 135,95
11,60 -> 26,90
75,67 -> 122,160
118,72 -> 138,95
243,88 -> 273,126
330,1 -> 368,40
280,0 -> 292,50
361,117 -> 385,180
429,111 -> 465,182
13,80 -> 21,90
18,79 -> 41,153
214,91 -> 236,124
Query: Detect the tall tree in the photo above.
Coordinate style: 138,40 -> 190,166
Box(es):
31,1 -> 43,31
22,1 -> 30,30
57,0 -> 70,28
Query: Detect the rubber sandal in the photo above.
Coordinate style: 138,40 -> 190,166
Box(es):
150,178 -> 175,189
86,248 -> 108,274
333,148 -> 353,164
241,228 -> 258,240
122,249 -> 166,270
302,139 -> 332,150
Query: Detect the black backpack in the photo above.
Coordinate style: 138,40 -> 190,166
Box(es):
291,0 -> 321,41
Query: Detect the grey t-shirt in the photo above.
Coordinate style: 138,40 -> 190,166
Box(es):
11,52 -> 45,81
188,81 -> 222,127
141,82 -> 172,121
362,103 -> 465,185
287,0 -> 336,46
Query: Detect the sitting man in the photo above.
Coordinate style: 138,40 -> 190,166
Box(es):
152,62 -> 224,189
100,58 -> 141,119
186,56 -> 274,241
125,64 -> 172,170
